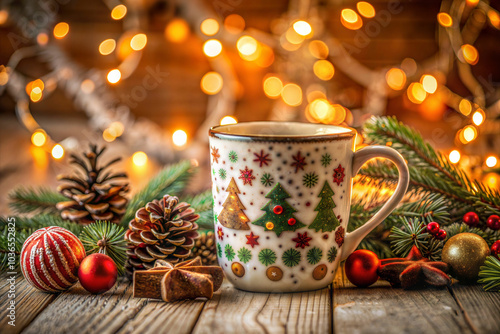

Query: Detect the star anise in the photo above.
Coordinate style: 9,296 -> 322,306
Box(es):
378,246 -> 450,289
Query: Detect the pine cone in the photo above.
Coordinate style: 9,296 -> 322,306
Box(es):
124,195 -> 200,278
56,144 -> 129,225
192,230 -> 217,266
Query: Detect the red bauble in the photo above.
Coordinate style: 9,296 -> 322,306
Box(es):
486,215 -> 500,230
426,222 -> 440,235
434,229 -> 447,240
345,250 -> 380,288
78,253 -> 117,294
491,240 -> 500,260
288,218 -> 296,226
21,227 -> 86,292
463,212 -> 480,227
273,205 -> 283,214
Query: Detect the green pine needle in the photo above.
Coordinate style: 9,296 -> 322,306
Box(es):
0,215 -> 83,236
8,186 -> 66,214
181,190 -> 214,230
389,217 -> 430,257
478,256 -> 500,291
0,229 -> 31,270
79,221 -> 127,276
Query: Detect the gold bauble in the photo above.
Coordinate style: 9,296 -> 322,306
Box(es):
441,233 -> 490,284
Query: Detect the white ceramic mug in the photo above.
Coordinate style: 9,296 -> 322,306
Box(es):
209,122 -> 409,292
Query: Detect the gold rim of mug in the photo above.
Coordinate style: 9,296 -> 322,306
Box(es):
209,121 -> 356,142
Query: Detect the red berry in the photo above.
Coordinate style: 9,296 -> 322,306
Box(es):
273,205 -> 283,215
434,229 -> 447,240
486,215 -> 500,230
491,240 -> 500,259
463,212 -> 480,227
426,222 -> 440,235
288,218 -> 296,226
345,250 -> 380,288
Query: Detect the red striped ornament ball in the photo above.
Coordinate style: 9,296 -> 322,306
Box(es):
21,226 -> 86,292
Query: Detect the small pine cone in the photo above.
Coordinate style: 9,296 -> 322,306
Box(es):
192,231 -> 217,266
124,195 -> 200,278
56,144 -> 129,225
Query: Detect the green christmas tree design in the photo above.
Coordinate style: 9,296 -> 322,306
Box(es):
252,182 -> 306,236
218,177 -> 250,230
308,181 -> 340,233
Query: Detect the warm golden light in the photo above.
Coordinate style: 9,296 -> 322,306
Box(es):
53,22 -> 69,39
308,40 -> 329,59
220,116 -> 237,125
255,44 -> 274,68
132,151 -> 148,166
467,0 -> 479,5
486,156 -> 498,168
449,150 -> 461,164
488,10 -> 500,29
201,71 -> 223,95
313,60 -> 335,81
472,109 -> 485,126
107,69 -> 121,84
172,130 -> 188,147
309,99 -> 333,123
111,5 -> 127,20
421,75 -> 438,94
99,39 -> 116,55
52,144 -> 64,159
463,125 -> 477,142
109,121 -> 125,137
0,10 -> 8,25
341,9 -> 363,30
31,130 -> 47,147
102,128 -> 116,143
386,68 -> 406,90
224,14 -> 245,34
285,27 -> 305,44
165,19 -> 190,43
281,83 -> 303,107
407,82 -> 427,104
130,34 -> 147,51
0,71 -> 8,86
37,33 -> 49,46
437,12 -> 453,27
117,33 -> 133,60
459,99 -> 472,116
263,76 -> 283,98
357,2 -> 375,18
237,36 -> 258,56
203,39 -> 222,57
30,87 -> 43,102
80,79 -> 95,93
293,20 -> 312,36
200,18 -> 219,36
460,44 -> 479,65
26,79 -> 45,95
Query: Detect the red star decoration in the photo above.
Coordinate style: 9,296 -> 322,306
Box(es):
253,150 -> 272,167
292,232 -> 312,249
211,146 -> 220,163
239,166 -> 256,186
245,232 -> 260,248
378,246 -> 450,289
217,226 -> 224,240
291,151 -> 307,173
335,226 -> 345,247
333,164 -> 345,186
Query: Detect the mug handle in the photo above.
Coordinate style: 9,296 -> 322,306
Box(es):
340,145 -> 410,261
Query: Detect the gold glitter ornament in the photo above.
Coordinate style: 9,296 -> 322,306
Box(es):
441,233 -> 490,284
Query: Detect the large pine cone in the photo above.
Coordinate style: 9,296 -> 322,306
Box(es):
192,231 -> 217,266
56,145 -> 129,225
124,195 -> 200,278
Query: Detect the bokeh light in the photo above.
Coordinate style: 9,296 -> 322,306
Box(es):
52,144 -> 64,159
285,27 -> 305,45
109,121 -> 124,137
53,22 -> 69,39
437,12 -> 453,27
201,18 -> 219,36
172,130 -> 188,147
111,5 -> 127,20
224,14 -> 245,34
386,68 -> 406,90
263,76 -> 283,98
37,33 -> 49,46
165,19 -> 190,43
459,99 -> 472,116
449,150 -> 461,164
132,151 -> 148,166
407,82 -> 427,104
472,109 -> 485,126
308,40 -> 329,59
281,83 -> 302,106
80,79 -> 95,94
460,44 -> 479,65
203,39 -> 222,57
130,33 -> 147,51
357,2 -> 375,18
99,39 -> 116,55
421,75 -> 438,94
486,156 -> 498,168
102,128 -> 116,142
293,20 -> 312,36
237,36 -> 258,56
107,69 -> 121,84
201,72 -> 223,95
0,10 -> 8,25
31,130 -> 47,147
220,116 -> 238,125
313,60 -> 335,81
341,9 -> 363,30
488,10 -> 500,29
462,125 -> 477,142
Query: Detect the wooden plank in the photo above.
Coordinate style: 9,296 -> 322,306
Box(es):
449,284 -> 500,334
332,266 -> 473,334
192,280 -> 331,334
0,277 -> 58,334
22,279 -> 147,334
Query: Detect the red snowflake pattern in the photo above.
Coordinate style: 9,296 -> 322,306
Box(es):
333,164 -> 345,186
239,166 -> 256,186
335,226 -> 345,247
253,150 -> 272,167
245,232 -> 260,248
211,146 -> 220,163
217,226 -> 224,240
292,232 -> 312,249
291,151 -> 307,173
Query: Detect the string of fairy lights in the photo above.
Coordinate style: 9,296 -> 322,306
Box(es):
0,0 -> 499,173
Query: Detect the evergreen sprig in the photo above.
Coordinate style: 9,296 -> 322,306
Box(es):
79,221 -> 127,275
181,190 -> 214,229
0,229 -> 31,270
0,215 -> 83,236
478,256 -> 500,291
389,217 -> 431,257
8,186 -> 66,215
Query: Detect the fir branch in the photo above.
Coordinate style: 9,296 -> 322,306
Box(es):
181,190 -> 214,230
444,223 -> 500,247
0,215 -> 83,236
478,256 -> 500,291
389,218 -> 430,257
121,160 -> 197,225
8,186 -> 66,214
0,229 -> 31,270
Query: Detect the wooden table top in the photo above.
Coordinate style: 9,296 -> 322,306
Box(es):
1,266 -> 499,334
